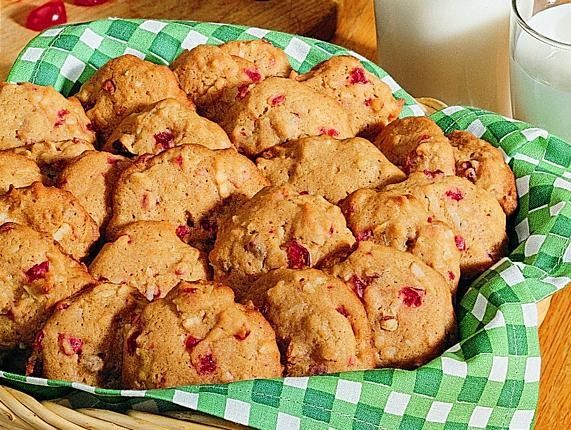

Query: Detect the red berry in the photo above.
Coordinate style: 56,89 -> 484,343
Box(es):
448,271 -> 456,281
58,333 -> 83,355
270,94 -> 285,106
25,1 -> 67,32
236,84 -> 250,100
33,330 -> 45,351
445,188 -> 464,201
356,229 -> 373,242
154,131 -> 175,150
285,240 -> 311,269
319,127 -> 339,137
348,67 -> 369,84
152,286 -> 161,300
399,286 -> 425,307
198,353 -> 217,374
74,0 -> 108,5
348,274 -> 378,299
244,68 -> 262,82
185,335 -> 200,351
25,261 -> 50,282
336,305 -> 350,318
364,98 -> 373,107
54,109 -> 69,127
176,225 -> 191,240
455,235 -> 466,251
0,224 -> 15,233
172,155 -> 184,168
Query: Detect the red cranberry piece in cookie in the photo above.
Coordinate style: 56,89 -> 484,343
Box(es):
319,127 -> 340,138
270,94 -> 285,106
58,333 -> 83,356
25,261 -> 50,283
348,67 -> 369,85
185,335 -> 200,351
25,0 -> 67,32
399,286 -> 425,308
198,353 -> 217,374
455,235 -> 466,251
445,188 -> 464,201
54,109 -> 69,127
102,79 -> 116,93
244,68 -> 262,83
236,83 -> 250,100
154,131 -> 175,150
356,229 -> 373,242
175,225 -> 190,241
336,305 -> 350,318
285,240 -> 311,269
33,330 -> 45,351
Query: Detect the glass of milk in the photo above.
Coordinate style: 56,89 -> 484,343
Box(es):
510,0 -> 571,141
375,0 -> 512,115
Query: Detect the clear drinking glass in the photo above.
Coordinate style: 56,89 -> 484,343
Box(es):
374,0 -> 512,115
510,0 -> 571,141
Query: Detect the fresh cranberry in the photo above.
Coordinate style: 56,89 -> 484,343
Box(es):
285,240 -> 311,269
58,333 -> 83,355
234,329 -> 251,341
427,216 -> 433,223
236,84 -> 250,100
455,235 -> 466,251
102,79 -> 115,93
244,68 -> 262,82
176,225 -> 190,241
154,131 -> 175,150
198,353 -> 217,374
348,274 -> 377,299
54,109 -> 69,127
448,271 -> 456,281
445,188 -> 464,201
399,287 -> 425,307
299,191 -> 309,195
319,127 -> 339,137
185,335 -> 200,351
348,67 -> 369,84
423,169 -> 444,178
33,330 -> 45,351
25,1 -> 67,32
336,306 -> 350,318
74,0 -> 108,5
25,261 -> 50,282
172,155 -> 184,168
270,94 -> 285,106
356,229 -> 373,242
152,287 -> 161,300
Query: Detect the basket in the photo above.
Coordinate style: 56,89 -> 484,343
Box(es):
3,19 -> 570,430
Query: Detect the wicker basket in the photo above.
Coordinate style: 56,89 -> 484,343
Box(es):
0,98 -> 553,430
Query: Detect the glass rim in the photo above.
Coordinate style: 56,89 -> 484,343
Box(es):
512,0 -> 571,49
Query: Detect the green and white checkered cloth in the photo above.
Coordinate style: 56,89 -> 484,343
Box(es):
4,18 -> 570,430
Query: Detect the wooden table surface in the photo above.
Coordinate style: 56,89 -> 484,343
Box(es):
0,0 -> 569,428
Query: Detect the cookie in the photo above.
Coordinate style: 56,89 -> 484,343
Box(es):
28,283 -> 146,387
329,241 -> 456,368
374,116 -> 456,176
244,268 -> 375,376
0,182 -> 99,260
296,56 -> 403,138
0,152 -> 42,195
219,77 -> 355,156
209,185 -> 356,298
102,98 -> 232,157
122,280 -> 282,388
383,172 -> 507,277
0,82 -> 95,150
171,44 -> 264,120
340,190 -> 460,293
256,135 -> 405,203
447,130 -> 518,216
0,223 -> 94,349
59,151 -> 130,229
219,40 -> 291,77
90,221 -> 210,300
107,144 -> 269,242
73,55 -> 189,138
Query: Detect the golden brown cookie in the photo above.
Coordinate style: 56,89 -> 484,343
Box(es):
0,82 -> 95,150
0,223 -> 94,349
340,189 -> 460,293
106,144 -> 269,242
296,56 -> 403,138
171,44 -> 264,120
219,40 -> 291,77
0,152 -> 42,195
447,130 -> 518,217
244,268 -> 376,376
219,77 -> 355,156
122,280 -> 282,389
256,135 -> 405,203
374,116 -> 456,176
329,241 -> 456,368
90,221 -> 209,300
27,283 -> 146,387
59,151 -> 130,229
0,182 -> 99,260
383,172 -> 507,278
73,55 -> 189,138
102,98 -> 232,157
209,185 -> 356,298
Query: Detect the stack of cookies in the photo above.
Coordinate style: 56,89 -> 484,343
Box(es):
0,39 -> 516,389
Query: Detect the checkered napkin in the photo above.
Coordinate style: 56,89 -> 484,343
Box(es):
3,18 -> 570,430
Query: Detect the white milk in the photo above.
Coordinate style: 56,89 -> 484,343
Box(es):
375,0 -> 511,115
511,3 -> 571,141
